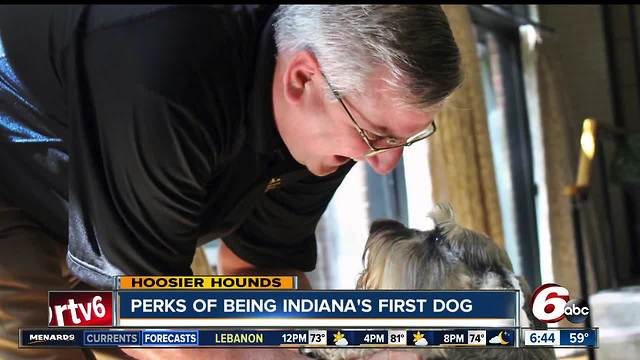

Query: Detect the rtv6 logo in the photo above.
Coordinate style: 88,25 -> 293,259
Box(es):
531,283 -> 589,323
48,291 -> 113,327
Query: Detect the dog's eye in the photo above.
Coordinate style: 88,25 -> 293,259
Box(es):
426,227 -> 444,242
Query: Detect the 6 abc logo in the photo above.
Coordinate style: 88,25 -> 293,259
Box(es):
531,283 -> 590,323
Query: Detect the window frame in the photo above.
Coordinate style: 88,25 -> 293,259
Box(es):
470,5 -> 542,287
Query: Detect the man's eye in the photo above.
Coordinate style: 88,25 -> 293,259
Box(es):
385,137 -> 400,146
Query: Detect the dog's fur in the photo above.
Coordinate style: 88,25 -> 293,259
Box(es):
302,204 -> 555,359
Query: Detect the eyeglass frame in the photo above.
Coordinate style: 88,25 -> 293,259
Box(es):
322,73 -> 437,158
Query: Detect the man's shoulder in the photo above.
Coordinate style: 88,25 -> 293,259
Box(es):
77,6 -> 281,167
81,5 -> 275,101
84,5 -> 276,48
85,5 -> 276,28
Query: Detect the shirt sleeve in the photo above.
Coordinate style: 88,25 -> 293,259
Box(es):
68,75 -> 218,280
66,6 -> 245,285
221,162 -> 355,272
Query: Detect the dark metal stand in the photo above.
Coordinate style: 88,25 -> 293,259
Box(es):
596,137 -> 620,289
570,190 -> 596,360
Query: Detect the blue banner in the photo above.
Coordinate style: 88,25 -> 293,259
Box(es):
559,329 -> 598,347
117,290 -> 517,319
406,329 -> 516,347
326,330 -> 387,346
20,329 -> 84,347
142,330 -> 199,346
83,330 -> 140,346
20,328 -> 522,348
199,330 -> 308,346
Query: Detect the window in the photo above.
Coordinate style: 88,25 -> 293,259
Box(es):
313,145 -> 434,289
471,5 -> 542,287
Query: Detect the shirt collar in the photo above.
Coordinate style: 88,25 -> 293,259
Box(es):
248,7 -> 316,177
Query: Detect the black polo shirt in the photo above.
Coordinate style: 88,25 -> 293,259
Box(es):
0,5 -> 354,288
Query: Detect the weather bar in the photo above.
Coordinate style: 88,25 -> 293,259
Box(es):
20,328 -> 518,348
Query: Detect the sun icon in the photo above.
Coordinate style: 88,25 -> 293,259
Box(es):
333,331 -> 345,344
413,331 -> 429,346
413,331 -> 424,343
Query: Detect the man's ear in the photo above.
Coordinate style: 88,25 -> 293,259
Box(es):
282,50 -> 321,104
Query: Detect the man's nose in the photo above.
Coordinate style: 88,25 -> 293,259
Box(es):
365,148 -> 404,175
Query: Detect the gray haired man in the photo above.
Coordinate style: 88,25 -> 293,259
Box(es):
0,5 -> 461,359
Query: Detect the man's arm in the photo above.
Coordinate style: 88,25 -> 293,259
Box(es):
219,162 -> 355,283
217,241 -> 312,289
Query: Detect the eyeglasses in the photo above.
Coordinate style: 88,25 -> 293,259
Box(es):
323,74 -> 437,158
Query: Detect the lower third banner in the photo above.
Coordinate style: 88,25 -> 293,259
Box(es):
116,290 -> 518,328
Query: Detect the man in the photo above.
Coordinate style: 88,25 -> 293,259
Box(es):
0,5 -> 461,359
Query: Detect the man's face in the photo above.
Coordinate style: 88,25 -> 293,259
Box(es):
275,63 -> 438,177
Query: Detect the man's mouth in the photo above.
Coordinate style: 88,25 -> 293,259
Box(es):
333,155 -> 350,166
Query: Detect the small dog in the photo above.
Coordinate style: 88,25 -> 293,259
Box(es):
302,204 -> 555,360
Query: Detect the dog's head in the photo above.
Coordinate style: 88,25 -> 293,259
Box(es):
302,204 -> 554,359
356,203 -> 542,329
357,204 -> 515,289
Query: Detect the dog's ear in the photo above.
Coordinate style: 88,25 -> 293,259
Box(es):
368,219 -> 407,235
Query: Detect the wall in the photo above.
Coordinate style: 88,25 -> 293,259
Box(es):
539,4 -> 634,290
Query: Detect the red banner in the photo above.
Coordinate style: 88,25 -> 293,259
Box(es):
48,291 -> 113,327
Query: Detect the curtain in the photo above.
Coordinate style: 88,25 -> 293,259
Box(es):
430,5 -> 504,247
433,5 -> 595,300
191,247 -> 213,275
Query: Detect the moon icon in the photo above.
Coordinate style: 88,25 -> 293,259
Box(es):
498,331 -> 509,345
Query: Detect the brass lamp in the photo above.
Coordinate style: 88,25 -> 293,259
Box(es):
576,118 -> 597,189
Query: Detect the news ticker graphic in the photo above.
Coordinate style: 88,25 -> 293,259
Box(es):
523,329 -> 598,348
49,277 -> 518,328
20,328 -> 523,348
116,290 -> 518,328
117,276 -> 297,290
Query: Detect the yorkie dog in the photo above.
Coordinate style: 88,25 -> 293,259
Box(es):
302,204 -> 555,359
